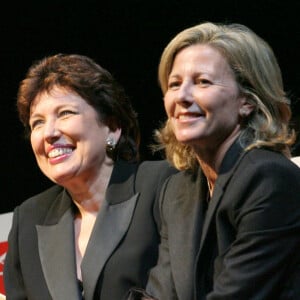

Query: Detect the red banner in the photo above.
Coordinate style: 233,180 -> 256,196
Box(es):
0,242 -> 8,295
0,212 -> 13,297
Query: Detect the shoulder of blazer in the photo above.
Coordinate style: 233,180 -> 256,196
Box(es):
237,148 -> 300,174
217,148 -> 300,199
162,167 -> 201,193
134,160 -> 178,230
19,185 -> 63,208
16,185 -> 69,223
135,160 -> 178,192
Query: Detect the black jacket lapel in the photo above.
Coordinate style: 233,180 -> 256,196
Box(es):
37,207 -> 80,299
81,161 -> 139,300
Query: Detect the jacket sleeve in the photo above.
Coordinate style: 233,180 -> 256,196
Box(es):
206,156 -> 300,299
145,176 -> 179,300
135,160 -> 177,232
4,207 -> 27,299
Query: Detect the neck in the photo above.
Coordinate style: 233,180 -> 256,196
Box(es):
195,130 -> 240,195
66,163 -> 114,215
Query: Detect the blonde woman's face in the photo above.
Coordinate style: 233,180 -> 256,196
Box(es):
164,44 -> 247,151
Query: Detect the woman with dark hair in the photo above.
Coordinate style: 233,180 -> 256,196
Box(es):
4,53 -> 176,300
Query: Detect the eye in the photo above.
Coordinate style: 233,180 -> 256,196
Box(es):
195,78 -> 212,86
30,119 -> 44,130
59,110 -> 76,117
168,80 -> 181,90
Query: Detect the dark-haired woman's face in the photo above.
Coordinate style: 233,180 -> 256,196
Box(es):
29,86 -> 121,187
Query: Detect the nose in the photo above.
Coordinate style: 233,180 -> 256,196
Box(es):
43,119 -> 61,143
175,81 -> 194,106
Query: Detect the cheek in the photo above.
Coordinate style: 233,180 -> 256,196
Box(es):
30,133 -> 42,154
30,134 -> 36,150
163,96 -> 172,116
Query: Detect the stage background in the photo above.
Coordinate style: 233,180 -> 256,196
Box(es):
1,0 -> 299,213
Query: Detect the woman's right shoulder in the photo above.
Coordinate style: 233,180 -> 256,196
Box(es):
138,159 -> 177,176
17,185 -> 64,213
10,185 -> 67,233
138,159 -> 174,170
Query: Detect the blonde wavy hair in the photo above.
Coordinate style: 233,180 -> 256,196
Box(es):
154,22 -> 295,171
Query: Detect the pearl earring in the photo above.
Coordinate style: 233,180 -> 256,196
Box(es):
240,109 -> 247,117
106,137 -> 116,152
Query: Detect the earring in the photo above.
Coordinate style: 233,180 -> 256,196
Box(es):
240,109 -> 248,117
106,137 -> 116,152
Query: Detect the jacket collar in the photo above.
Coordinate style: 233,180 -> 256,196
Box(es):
105,160 -> 138,204
199,139 -> 245,251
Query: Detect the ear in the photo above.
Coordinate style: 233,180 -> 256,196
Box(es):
239,98 -> 254,117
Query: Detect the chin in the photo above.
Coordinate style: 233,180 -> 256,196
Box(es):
175,133 -> 196,144
50,173 -> 74,185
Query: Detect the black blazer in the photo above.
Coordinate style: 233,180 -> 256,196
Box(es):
4,160 -> 177,300
146,142 -> 300,299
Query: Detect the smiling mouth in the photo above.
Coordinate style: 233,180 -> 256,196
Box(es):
177,113 -> 204,120
48,147 -> 73,158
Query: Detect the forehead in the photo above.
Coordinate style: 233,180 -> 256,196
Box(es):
30,87 -> 86,112
172,44 -> 230,73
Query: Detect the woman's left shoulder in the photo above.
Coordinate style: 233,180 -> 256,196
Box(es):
242,148 -> 300,176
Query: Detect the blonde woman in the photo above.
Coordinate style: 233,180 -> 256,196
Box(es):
129,22 -> 300,299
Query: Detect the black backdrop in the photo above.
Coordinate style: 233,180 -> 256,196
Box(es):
1,0 -> 299,213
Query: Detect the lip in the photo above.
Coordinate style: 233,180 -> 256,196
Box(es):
48,151 -> 73,165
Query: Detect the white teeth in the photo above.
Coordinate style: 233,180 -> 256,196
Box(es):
178,115 -> 196,120
178,115 -> 189,120
48,148 -> 73,158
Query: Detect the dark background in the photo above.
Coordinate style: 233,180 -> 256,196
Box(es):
1,0 -> 299,213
